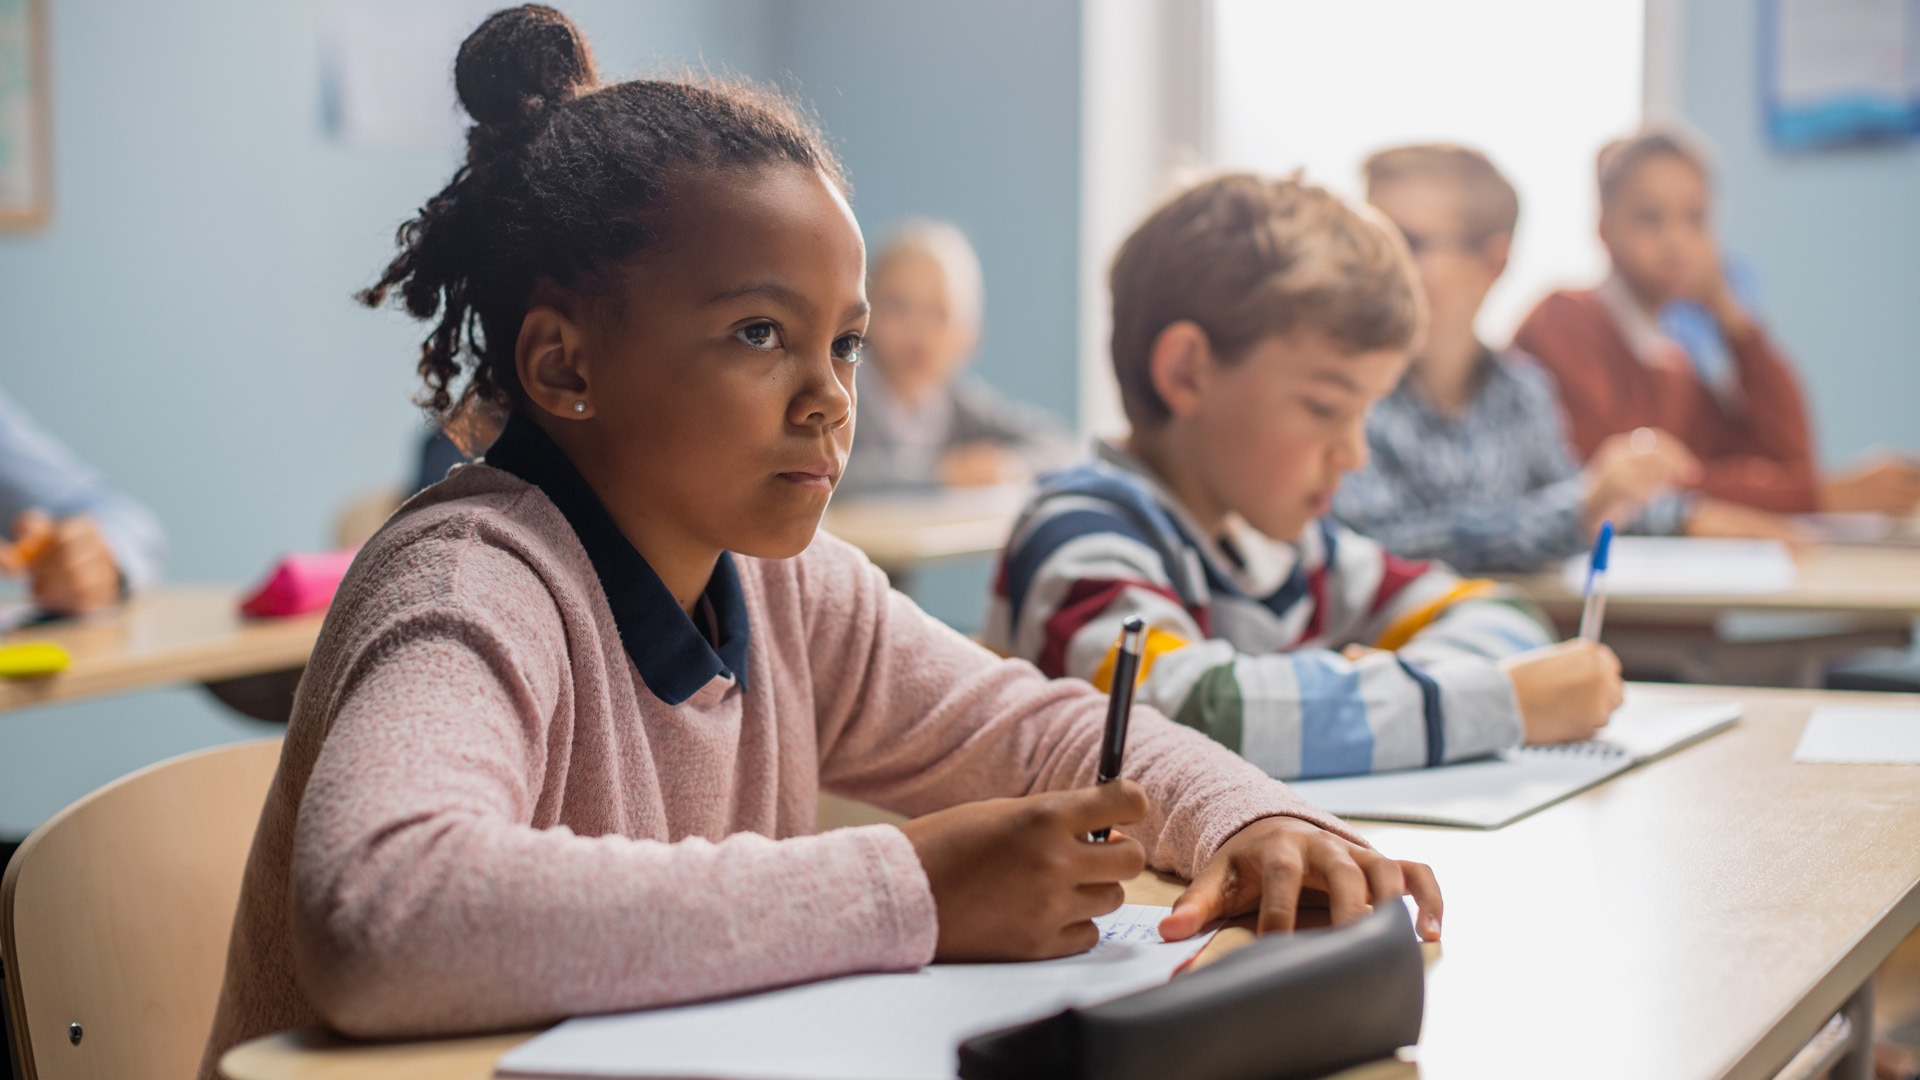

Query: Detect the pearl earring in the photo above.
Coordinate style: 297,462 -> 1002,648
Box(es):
572,401 -> 587,414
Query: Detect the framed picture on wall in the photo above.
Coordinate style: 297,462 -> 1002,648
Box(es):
0,0 -> 50,230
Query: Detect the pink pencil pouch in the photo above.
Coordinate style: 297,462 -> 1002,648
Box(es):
239,548 -> 358,618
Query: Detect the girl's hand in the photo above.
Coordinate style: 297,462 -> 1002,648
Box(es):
1161,816 -> 1442,943
899,781 -> 1150,962
1500,639 -> 1623,745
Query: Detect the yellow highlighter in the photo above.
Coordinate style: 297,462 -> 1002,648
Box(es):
0,643 -> 71,678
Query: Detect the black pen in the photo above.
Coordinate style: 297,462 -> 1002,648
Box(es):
1090,615 -> 1147,843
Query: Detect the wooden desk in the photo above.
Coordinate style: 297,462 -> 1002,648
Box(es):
821,487 -> 1026,576
1502,545 -> 1920,687
0,585 -> 324,714
220,685 -> 1920,1080
1504,543 -> 1920,626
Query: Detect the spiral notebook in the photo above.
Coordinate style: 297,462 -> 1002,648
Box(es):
1287,699 -> 1742,829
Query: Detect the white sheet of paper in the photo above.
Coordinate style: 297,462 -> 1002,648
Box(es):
1794,707 -> 1920,763
495,905 -> 1209,1080
1287,699 -> 1741,829
1561,537 -> 1799,596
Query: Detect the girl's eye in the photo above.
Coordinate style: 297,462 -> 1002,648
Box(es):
832,333 -> 865,364
1302,398 -> 1338,420
735,322 -> 782,351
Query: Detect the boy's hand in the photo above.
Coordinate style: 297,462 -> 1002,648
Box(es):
899,781 -> 1149,962
1582,427 -> 1699,530
1683,499 -> 1806,542
1821,456 -> 1920,515
1161,816 -> 1442,943
1500,639 -> 1622,745
6,510 -> 123,615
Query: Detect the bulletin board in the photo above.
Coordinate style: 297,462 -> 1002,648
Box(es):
0,0 -> 49,230
1763,0 -> 1920,151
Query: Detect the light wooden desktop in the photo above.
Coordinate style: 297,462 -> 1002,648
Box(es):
1502,543 -> 1920,687
819,486 -> 1026,576
0,585 -> 324,714
220,683 -> 1920,1080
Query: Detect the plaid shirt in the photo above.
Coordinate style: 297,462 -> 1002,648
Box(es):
1333,349 -> 1691,574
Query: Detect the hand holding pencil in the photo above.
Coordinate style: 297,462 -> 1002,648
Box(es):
1,510 -> 124,615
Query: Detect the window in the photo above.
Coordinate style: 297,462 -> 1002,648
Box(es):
1212,0 -> 1645,341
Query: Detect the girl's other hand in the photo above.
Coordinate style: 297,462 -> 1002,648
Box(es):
1161,815 -> 1442,944
898,781 -> 1149,961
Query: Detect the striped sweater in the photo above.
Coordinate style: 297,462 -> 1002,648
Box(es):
984,442 -> 1552,779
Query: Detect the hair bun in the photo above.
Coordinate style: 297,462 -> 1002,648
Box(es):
454,5 -> 597,131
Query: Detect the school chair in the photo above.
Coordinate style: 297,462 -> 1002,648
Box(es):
1,738 -> 282,1080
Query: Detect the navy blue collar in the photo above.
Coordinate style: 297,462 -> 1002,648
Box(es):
483,412 -> 750,705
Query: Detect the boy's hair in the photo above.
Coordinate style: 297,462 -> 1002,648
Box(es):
1362,144 -> 1519,244
1596,129 -> 1710,208
360,5 -> 845,435
874,219 -> 985,328
1108,173 -> 1421,429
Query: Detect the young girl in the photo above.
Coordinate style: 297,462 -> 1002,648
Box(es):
200,7 -> 1440,1070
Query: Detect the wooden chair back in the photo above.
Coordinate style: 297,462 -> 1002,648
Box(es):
2,737 -> 282,1080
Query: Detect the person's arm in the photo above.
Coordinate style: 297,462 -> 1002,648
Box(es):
290,586 -> 938,1038
0,386 -> 166,593
991,513 -> 1537,779
1685,313 -> 1819,512
805,533 -> 1445,947
805,535 -> 1359,879
1332,446 -> 1587,574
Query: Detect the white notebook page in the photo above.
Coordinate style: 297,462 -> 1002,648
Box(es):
496,905 -> 1210,1080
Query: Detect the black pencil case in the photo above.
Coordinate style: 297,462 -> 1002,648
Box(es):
956,900 -> 1424,1080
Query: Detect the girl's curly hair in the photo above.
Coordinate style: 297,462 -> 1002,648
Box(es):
359,5 -> 845,442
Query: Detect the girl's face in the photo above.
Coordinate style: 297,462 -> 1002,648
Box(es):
1599,154 -> 1714,306
561,163 -> 868,563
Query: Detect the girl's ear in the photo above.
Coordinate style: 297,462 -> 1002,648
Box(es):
516,305 -> 594,419
1147,320 -> 1214,420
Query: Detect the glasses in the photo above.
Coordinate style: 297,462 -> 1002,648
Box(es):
1399,230 -> 1488,257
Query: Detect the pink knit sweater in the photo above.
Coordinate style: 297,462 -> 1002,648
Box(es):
199,464 -> 1356,1076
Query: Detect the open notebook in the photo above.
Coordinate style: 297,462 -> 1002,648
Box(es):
496,905 -> 1212,1080
1287,699 -> 1742,829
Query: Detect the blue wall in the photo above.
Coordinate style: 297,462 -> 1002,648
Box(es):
1675,0 -> 1920,464
0,0 -> 1082,832
768,0 -> 1083,421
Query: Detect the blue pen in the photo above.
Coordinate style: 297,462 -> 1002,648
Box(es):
1578,520 -> 1614,641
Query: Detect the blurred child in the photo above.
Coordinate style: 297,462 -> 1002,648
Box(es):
201,11 -> 1439,1074
986,174 -> 1624,782
1334,144 -> 1794,573
1514,130 -> 1920,517
838,220 -> 1074,496
0,384 -> 166,613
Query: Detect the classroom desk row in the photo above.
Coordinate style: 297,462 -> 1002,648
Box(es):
823,492 -> 1920,688
216,683 -> 1920,1080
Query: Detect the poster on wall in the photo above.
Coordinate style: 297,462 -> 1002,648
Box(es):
1764,0 -> 1920,150
0,0 -> 48,229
